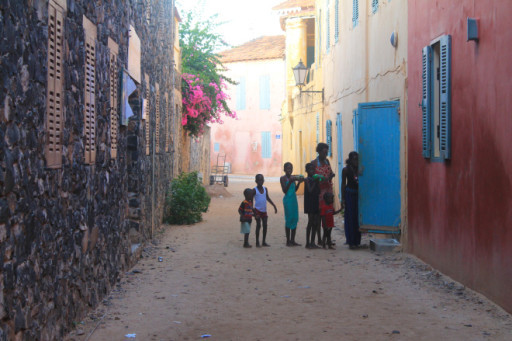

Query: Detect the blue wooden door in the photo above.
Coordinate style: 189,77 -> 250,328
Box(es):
336,113 -> 343,201
357,101 -> 400,230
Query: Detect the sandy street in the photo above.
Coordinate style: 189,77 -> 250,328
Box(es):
66,177 -> 512,341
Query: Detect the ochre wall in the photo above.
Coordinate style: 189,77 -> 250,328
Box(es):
408,0 -> 512,313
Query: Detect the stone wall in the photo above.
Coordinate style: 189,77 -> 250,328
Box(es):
0,0 -> 179,339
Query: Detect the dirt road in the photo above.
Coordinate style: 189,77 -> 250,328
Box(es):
67,177 -> 512,341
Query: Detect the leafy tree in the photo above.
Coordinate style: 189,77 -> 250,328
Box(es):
179,11 -> 237,136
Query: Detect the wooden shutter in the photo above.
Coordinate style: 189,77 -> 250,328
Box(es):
261,131 -> 271,159
259,75 -> 270,110
108,38 -> 119,159
439,35 -> 452,159
46,1 -> 66,168
421,45 -> 432,158
236,77 -> 246,110
144,74 -> 150,156
83,16 -> 97,165
155,83 -> 160,154
326,119 -> 332,157
165,92 -> 169,152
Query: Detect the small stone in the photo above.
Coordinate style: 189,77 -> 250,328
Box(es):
392,330 -> 400,334
464,324 -> 472,327
76,329 -> 85,335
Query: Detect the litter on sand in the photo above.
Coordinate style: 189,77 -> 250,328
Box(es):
298,286 -> 310,289
173,321 -> 182,324
201,334 -> 212,338
280,295 -> 290,298
125,334 -> 136,338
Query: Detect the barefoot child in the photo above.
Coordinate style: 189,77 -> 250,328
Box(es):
253,174 -> 278,247
320,192 -> 342,249
238,188 -> 254,248
304,163 -> 321,249
280,162 -> 304,246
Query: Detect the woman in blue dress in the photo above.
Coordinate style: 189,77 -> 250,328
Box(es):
280,162 -> 304,246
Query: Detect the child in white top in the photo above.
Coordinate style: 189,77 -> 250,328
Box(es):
253,174 -> 278,247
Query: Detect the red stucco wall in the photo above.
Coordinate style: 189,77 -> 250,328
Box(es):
408,0 -> 512,313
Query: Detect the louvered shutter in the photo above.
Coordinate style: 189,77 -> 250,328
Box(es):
46,1 -> 65,168
372,0 -> 378,14
326,0 -> 330,51
259,75 -> 270,110
326,120 -> 332,157
108,38 -> 119,159
261,132 -> 271,159
334,0 -> 339,43
353,109 -> 359,152
165,92 -> 169,152
353,0 -> 359,27
83,16 -> 97,165
421,45 -> 432,158
144,74 -> 150,156
439,35 -> 452,159
155,83 -> 160,154
236,77 -> 246,110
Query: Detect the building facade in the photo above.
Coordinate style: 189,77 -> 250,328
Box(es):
212,36 -> 285,177
408,0 -> 512,313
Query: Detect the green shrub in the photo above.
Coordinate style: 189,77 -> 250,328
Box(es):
164,171 -> 211,225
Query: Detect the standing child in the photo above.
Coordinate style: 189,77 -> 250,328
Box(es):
238,188 -> 255,248
253,174 -> 278,247
304,163 -> 321,249
280,162 -> 304,246
320,192 -> 342,249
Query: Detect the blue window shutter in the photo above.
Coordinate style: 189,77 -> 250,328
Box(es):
422,46 -> 432,158
261,131 -> 271,158
372,0 -> 378,14
326,1 -> 330,51
326,120 -> 332,157
259,75 -> 270,109
439,35 -> 452,159
353,0 -> 359,27
335,0 -> 339,42
214,142 -> 220,152
236,77 -> 246,110
352,109 -> 359,152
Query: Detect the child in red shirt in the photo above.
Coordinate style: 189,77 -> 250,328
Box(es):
238,188 -> 255,248
320,192 -> 342,249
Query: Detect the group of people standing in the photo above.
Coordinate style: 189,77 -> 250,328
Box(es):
238,142 -> 362,250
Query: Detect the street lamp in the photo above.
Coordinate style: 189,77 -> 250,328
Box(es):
292,60 -> 324,100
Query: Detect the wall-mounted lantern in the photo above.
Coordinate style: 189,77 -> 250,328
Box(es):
292,60 -> 324,100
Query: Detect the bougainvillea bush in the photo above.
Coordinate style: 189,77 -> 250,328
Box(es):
180,12 -> 237,137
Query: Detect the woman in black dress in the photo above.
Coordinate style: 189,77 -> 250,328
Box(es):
341,151 -> 361,249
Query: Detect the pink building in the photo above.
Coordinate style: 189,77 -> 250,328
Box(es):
408,1 -> 512,313
211,36 -> 285,177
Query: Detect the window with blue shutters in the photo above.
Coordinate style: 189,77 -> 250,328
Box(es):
261,131 -> 271,158
372,0 -> 378,14
259,75 -> 270,109
326,120 -> 332,157
214,142 -> 220,152
326,0 -> 330,52
352,0 -> 359,27
421,35 -> 451,161
236,77 -> 246,110
334,0 -> 339,43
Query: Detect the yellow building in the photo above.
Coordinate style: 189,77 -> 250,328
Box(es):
278,0 -> 408,239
